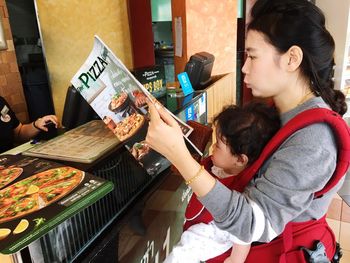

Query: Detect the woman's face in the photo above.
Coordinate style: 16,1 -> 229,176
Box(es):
242,30 -> 289,98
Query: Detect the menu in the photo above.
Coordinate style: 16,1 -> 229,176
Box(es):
70,36 -> 199,175
23,120 -> 120,163
0,154 -> 114,254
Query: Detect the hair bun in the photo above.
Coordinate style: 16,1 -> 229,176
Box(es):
251,0 -> 316,19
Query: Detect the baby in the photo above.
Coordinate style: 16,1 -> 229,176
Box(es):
165,101 -> 280,263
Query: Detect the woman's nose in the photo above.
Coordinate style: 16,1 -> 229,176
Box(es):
242,59 -> 249,74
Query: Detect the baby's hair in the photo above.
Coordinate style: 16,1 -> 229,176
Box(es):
214,101 -> 280,164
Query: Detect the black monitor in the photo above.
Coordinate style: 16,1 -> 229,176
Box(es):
62,85 -> 100,130
185,52 -> 215,90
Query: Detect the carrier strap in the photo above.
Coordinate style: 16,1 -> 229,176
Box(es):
234,108 -> 350,197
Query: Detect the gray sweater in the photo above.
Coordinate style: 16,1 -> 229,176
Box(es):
199,97 -> 345,243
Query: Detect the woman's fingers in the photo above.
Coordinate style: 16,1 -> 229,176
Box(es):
156,103 -> 179,127
147,99 -> 178,127
147,100 -> 161,123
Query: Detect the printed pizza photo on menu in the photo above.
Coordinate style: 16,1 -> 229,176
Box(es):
129,141 -> 150,161
0,166 -> 23,189
109,92 -> 128,112
113,113 -> 145,141
0,167 -> 84,225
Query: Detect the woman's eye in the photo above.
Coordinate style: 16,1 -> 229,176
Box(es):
247,55 -> 256,60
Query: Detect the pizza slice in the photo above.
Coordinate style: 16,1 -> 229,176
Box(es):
36,167 -> 73,188
38,179 -> 78,205
0,194 -> 39,224
0,167 -> 23,189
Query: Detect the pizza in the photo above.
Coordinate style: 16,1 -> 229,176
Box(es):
0,167 -> 23,189
110,92 -> 128,111
0,167 -> 84,224
130,141 -> 150,161
114,113 -> 144,141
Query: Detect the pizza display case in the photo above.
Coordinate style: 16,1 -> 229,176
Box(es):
10,90 -> 207,263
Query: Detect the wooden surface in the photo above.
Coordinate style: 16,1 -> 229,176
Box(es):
205,72 -> 236,123
205,72 -> 236,154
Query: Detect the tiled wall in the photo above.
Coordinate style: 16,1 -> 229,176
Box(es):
326,194 -> 350,262
0,0 -> 28,123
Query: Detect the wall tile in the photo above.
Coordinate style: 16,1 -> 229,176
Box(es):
326,218 -> 340,241
6,40 -> 14,51
5,51 -> 16,63
341,249 -> 350,263
0,2 -> 8,17
341,202 -> 350,223
327,198 -> 342,220
0,64 -> 9,74
0,75 -> 6,86
9,62 -> 18,73
339,221 -> 350,250
0,2 -> 26,124
5,72 -> 21,85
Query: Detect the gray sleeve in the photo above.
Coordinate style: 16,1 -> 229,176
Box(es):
199,123 -> 337,243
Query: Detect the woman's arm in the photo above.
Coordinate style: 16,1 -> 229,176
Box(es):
146,101 -> 216,197
14,115 -> 58,143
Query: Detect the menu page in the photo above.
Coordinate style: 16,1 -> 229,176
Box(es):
23,120 -> 120,163
0,155 -> 113,254
70,36 -> 198,175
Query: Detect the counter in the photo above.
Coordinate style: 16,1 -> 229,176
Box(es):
12,91 -> 207,263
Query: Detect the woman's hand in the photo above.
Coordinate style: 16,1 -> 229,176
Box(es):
146,100 -> 216,197
33,115 -> 59,132
145,101 -> 188,164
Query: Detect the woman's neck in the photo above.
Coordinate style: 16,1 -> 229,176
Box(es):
274,82 -> 315,114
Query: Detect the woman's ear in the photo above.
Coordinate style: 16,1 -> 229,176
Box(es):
285,45 -> 303,71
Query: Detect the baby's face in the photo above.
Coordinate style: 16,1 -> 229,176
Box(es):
211,134 -> 240,171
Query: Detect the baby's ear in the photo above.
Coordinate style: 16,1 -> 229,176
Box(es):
237,154 -> 249,167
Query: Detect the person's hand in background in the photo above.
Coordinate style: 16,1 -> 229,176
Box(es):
33,115 -> 59,132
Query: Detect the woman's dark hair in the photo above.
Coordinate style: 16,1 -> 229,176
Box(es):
214,101 -> 280,164
248,0 -> 347,115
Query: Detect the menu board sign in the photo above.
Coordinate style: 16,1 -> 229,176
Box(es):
132,65 -> 166,98
0,155 -> 113,254
70,36 -> 198,175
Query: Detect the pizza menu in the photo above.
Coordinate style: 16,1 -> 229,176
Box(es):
70,36 -> 196,176
0,154 -> 114,254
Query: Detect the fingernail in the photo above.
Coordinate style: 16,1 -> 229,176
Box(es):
155,102 -> 161,110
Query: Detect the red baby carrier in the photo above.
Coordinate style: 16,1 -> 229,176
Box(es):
184,108 -> 350,263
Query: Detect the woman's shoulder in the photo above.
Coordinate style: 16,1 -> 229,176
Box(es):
281,97 -> 329,125
281,97 -> 337,148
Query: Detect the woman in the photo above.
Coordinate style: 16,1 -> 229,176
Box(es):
0,96 -> 58,153
146,0 -> 348,262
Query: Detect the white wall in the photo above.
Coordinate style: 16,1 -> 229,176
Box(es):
316,0 -> 350,90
